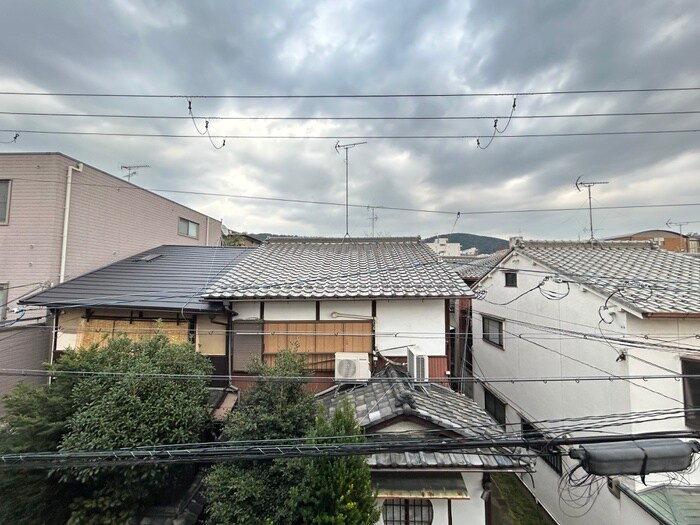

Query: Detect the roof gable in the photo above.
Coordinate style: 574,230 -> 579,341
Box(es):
479,241 -> 700,317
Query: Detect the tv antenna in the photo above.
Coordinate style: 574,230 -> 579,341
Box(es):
576,176 -> 609,241
367,206 -> 378,237
121,164 -> 150,182
665,219 -> 700,251
335,141 -> 366,236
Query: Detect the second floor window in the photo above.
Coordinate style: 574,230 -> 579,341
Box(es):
484,387 -> 506,429
482,316 -> 504,348
178,217 -> 199,238
0,180 -> 10,224
505,272 -> 518,287
681,357 -> 700,429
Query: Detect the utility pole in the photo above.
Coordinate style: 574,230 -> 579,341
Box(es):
121,164 -> 150,182
335,141 -> 366,237
575,176 -> 609,241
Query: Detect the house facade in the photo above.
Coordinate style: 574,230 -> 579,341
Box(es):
203,237 -> 472,389
471,239 -> 700,524
0,153 -> 222,410
23,237 -> 471,392
319,364 -> 533,525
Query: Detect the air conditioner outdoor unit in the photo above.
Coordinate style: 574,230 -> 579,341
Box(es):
407,346 -> 429,382
334,352 -> 371,382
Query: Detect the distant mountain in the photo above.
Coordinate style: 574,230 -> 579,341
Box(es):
423,233 -> 508,255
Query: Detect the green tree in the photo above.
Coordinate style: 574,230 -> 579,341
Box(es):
205,352 -> 317,525
0,334 -> 213,525
292,399 -> 380,525
205,354 -> 379,525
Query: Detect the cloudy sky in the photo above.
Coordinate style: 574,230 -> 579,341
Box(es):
1,1 -> 699,242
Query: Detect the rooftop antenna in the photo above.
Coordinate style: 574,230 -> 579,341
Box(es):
367,206 -> 378,237
665,219 -> 700,252
335,141 -> 366,237
121,164 -> 150,182
575,176 -> 609,241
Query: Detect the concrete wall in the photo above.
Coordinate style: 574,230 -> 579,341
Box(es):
471,251 -> 700,523
0,324 -> 52,415
0,153 -> 222,319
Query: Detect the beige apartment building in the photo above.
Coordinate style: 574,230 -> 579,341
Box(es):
0,152 -> 222,404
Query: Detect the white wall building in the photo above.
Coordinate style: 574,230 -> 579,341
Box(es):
471,239 -> 700,525
425,237 -> 462,257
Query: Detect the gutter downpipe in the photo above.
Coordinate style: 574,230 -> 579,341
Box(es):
60,163 -> 83,283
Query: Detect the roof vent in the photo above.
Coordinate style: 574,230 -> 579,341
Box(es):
136,253 -> 162,262
335,352 -> 371,383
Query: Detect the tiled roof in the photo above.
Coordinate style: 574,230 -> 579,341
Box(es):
204,237 -> 473,300
22,245 -> 252,312
317,365 -> 531,471
456,250 -> 509,281
508,240 -> 700,316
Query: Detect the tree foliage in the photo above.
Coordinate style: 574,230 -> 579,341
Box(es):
205,353 -> 379,525
292,399 -> 380,525
0,334 -> 213,525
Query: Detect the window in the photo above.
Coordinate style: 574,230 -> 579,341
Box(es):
482,316 -> 503,347
0,180 -> 10,224
0,283 -> 7,320
681,358 -> 700,429
484,387 -> 506,429
505,271 -> 518,287
382,499 -> 433,525
521,419 -> 563,474
178,217 -> 199,238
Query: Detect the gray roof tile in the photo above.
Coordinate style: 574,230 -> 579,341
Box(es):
204,237 -> 473,300
508,241 -> 700,316
318,365 -> 531,471
22,245 -> 252,312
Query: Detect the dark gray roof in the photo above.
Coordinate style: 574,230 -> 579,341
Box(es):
22,245 -> 252,312
503,240 -> 700,316
318,365 -> 531,471
204,237 -> 473,300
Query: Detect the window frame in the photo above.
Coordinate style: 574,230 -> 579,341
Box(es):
484,387 -> 506,429
0,179 -> 10,225
0,283 -> 8,320
681,357 -> 700,429
482,315 -> 504,348
504,271 -> 518,287
178,217 -> 199,239
382,498 -> 434,525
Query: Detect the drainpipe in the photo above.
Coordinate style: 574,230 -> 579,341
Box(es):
60,162 -> 83,283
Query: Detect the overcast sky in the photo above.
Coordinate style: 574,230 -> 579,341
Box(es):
1,1 -> 699,242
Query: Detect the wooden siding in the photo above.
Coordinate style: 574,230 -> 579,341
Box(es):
263,320 -> 373,371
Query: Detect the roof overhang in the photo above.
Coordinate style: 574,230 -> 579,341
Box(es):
372,471 -> 469,499
643,312 -> 700,319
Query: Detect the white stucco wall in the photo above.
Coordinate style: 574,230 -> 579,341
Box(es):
375,299 -> 446,356
471,252 -> 700,524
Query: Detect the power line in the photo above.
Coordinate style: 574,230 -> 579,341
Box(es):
4,109 -> 698,121
1,86 -> 700,99
3,127 -> 700,140
9,177 -> 700,217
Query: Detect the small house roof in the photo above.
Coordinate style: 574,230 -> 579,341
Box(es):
204,237 -> 473,300
318,365 -> 531,471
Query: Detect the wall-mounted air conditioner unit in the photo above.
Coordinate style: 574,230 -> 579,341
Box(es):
334,352 -> 371,382
407,346 -> 429,382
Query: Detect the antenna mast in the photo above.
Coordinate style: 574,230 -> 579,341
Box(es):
575,176 -> 609,241
335,141 -> 366,237
367,206 -> 378,237
121,164 -> 150,182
